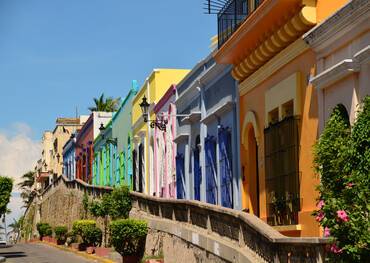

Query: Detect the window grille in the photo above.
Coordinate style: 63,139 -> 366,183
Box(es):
264,116 -> 300,226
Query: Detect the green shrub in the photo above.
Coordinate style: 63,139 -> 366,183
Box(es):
83,224 -> 102,247
313,97 -> 370,262
110,219 -> 147,258
54,226 -> 68,243
109,186 -> 132,219
72,220 -> 101,246
36,222 -> 52,239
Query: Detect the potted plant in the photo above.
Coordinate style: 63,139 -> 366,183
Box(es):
54,225 -> 68,245
110,219 -> 148,263
36,222 -> 53,241
72,220 -> 102,252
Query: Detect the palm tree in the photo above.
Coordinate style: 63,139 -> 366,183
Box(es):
88,93 -> 121,112
8,217 -> 23,244
18,171 -> 35,207
18,171 -> 35,189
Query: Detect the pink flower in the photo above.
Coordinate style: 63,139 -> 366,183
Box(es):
315,211 -> 325,222
346,182 -> 354,188
317,200 -> 325,210
337,210 -> 349,222
330,243 -> 343,254
324,227 -> 330,237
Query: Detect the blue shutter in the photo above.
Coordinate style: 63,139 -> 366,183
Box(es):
176,154 -> 185,199
193,148 -> 201,201
205,136 -> 217,205
219,127 -> 233,208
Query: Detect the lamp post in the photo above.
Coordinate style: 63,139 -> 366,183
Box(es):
139,96 -> 168,132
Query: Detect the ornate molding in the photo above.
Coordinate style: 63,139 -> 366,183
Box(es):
239,39 -> 309,96
232,6 -> 316,82
303,0 -> 369,53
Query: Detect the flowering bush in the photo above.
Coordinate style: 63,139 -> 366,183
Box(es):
313,97 -> 370,262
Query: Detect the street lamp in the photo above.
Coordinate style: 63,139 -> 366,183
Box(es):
140,96 -> 168,132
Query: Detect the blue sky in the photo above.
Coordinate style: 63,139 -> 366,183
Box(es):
0,0 -> 216,139
0,0 -> 216,226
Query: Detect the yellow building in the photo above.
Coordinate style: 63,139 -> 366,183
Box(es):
132,69 -> 190,195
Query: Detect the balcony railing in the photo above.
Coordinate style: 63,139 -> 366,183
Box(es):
206,0 -> 264,48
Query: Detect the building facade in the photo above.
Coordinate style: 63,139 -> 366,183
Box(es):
132,69 -> 190,195
62,132 -> 78,181
76,112 -> 112,184
304,0 -> 370,131
153,85 -> 177,198
111,80 -> 138,189
212,0 -> 348,236
35,131 -> 53,190
175,55 -> 241,209
50,117 -> 85,182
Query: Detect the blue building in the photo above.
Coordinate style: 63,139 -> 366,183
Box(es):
174,54 -> 241,209
62,133 -> 77,181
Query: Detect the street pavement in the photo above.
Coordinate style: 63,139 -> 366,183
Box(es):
0,243 -> 96,263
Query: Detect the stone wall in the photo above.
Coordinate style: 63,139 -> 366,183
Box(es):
23,176 -> 112,239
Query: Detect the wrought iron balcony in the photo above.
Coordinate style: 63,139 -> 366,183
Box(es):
205,0 -> 264,48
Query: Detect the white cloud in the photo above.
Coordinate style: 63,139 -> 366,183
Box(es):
0,123 -> 41,230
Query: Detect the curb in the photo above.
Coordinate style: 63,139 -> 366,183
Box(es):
38,241 -> 115,263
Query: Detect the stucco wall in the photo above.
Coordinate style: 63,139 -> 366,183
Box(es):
239,47 -> 320,237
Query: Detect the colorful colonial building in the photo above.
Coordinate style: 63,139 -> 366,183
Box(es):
175,54 -> 240,209
111,81 -> 138,189
153,84 -> 177,198
132,69 -> 190,195
304,0 -> 370,131
211,0 -> 349,236
76,112 -> 112,184
62,132 -> 78,181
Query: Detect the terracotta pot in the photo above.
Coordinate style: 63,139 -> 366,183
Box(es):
71,243 -> 80,250
95,247 -> 111,257
86,246 -> 95,254
123,255 -> 141,263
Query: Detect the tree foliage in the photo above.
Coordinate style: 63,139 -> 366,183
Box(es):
36,222 -> 52,239
18,171 -> 36,208
72,220 -> 102,247
54,225 -> 68,243
88,93 -> 121,112
313,98 -> 370,262
110,219 -> 147,258
0,176 -> 13,216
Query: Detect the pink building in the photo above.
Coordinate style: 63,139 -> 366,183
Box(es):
153,85 -> 177,198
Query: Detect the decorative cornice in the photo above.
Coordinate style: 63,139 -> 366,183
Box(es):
239,39 -> 309,96
180,112 -> 201,125
303,0 -> 369,53
232,5 -> 316,82
173,134 -> 189,144
310,45 -> 370,90
201,100 -> 234,124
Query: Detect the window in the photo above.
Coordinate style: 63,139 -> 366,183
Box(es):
282,100 -> 294,119
268,108 -> 279,125
219,127 -> 233,208
176,154 -> 185,199
205,136 -> 218,205
264,116 -> 300,226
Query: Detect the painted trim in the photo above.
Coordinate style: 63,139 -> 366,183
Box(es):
239,39 -> 309,96
154,85 -> 176,113
241,111 -> 260,149
201,100 -> 234,124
